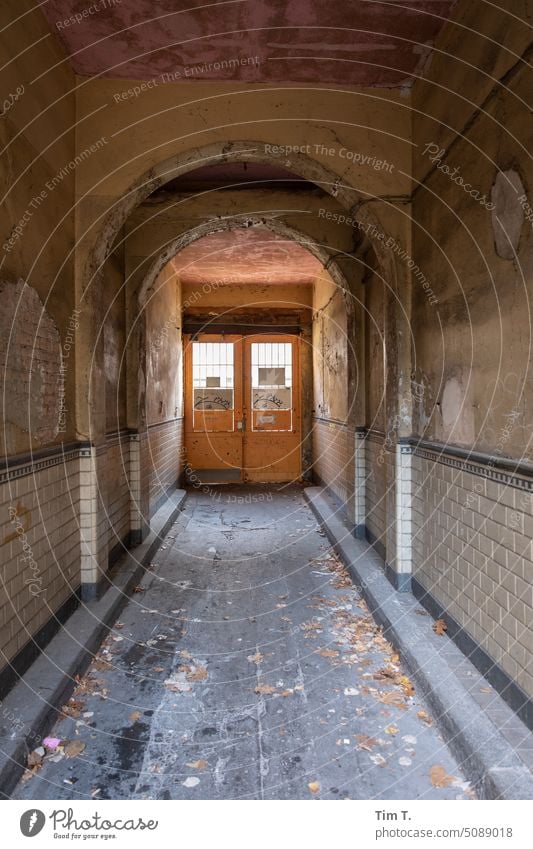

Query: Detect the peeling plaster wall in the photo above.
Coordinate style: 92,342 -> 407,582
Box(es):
413,2 -> 533,186
365,260 -> 386,434
143,262 -> 183,515
412,6 -> 533,458
0,280 -> 62,452
409,1 -> 533,703
312,270 -> 355,514
100,243 -> 129,559
313,272 -> 348,422
364,259 -> 388,552
104,246 -> 128,433
75,81 -> 411,209
0,2 -> 81,682
145,263 -> 182,426
0,0 -> 77,453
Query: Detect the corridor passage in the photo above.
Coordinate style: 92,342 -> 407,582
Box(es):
14,487 -> 472,801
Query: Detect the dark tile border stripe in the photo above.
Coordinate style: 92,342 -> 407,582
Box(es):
0,590 -> 80,698
412,577 -> 533,732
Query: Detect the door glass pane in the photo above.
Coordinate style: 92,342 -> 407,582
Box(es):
251,342 -> 292,431
192,342 -> 234,431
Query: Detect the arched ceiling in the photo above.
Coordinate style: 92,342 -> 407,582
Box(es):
148,162 -> 312,197
44,0 -> 457,87
169,226 -> 324,286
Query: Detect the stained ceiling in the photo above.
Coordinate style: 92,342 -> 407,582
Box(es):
169,227 -> 324,286
43,0 -> 457,87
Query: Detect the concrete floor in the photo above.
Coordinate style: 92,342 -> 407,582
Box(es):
14,485 -> 474,800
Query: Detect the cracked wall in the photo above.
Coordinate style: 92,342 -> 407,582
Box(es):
411,2 -> 533,458
0,0 -> 77,453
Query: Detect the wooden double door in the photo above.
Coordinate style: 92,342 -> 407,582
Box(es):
184,333 -> 301,483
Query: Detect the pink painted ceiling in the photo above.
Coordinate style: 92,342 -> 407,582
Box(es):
170,227 -> 323,285
44,0 -> 457,87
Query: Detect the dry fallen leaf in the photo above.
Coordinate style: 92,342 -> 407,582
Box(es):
355,734 -> 378,751
61,699 -> 86,718
129,710 -> 142,722
373,667 -> 396,681
397,675 -> 415,697
308,781 -> 320,793
186,759 -> 208,770
74,675 -> 102,695
301,621 -> 322,631
186,666 -> 208,682
254,684 -> 276,695
433,618 -> 448,636
247,652 -> 264,665
429,764 -> 455,787
377,691 -> 407,710
64,740 -> 86,759
27,749 -> 43,768
92,659 -> 112,671
417,710 -> 433,726
164,673 -> 191,693
318,649 -> 339,658
385,724 -> 399,735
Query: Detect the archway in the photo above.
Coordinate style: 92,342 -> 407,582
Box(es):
126,220 -> 363,509
83,147 -> 410,594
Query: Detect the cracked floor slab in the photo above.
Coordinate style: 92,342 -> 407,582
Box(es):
13,485 -> 474,800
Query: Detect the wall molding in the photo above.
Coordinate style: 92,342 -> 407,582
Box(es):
365,428 -> 386,445
357,428 -> 533,491
0,442 -> 91,484
0,423 -> 186,483
405,437 -> 533,492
